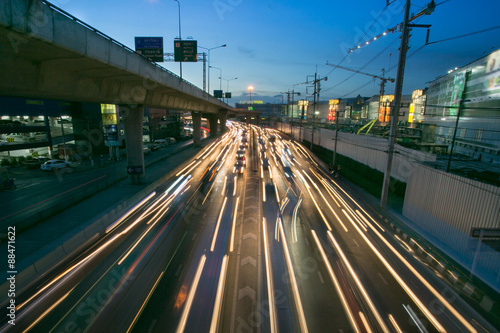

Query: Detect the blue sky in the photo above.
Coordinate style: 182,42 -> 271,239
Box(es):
53,0 -> 500,104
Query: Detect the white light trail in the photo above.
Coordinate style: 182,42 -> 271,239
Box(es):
279,221 -> 308,333
262,218 -> 278,333
176,160 -> 198,177
230,197 -> 240,252
176,255 -> 207,333
105,191 -> 156,233
262,181 -> 266,202
209,255 -> 229,333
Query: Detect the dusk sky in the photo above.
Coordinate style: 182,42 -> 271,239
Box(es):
53,0 -> 500,105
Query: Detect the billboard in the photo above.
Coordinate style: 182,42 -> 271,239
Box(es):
484,49 -> 500,94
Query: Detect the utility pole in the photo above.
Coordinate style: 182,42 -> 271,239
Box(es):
308,72 -> 327,150
447,71 -> 469,172
202,52 -> 207,92
380,0 -> 411,208
281,90 -> 300,138
332,99 -> 341,168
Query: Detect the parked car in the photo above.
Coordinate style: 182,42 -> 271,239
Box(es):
23,157 -> 49,169
154,139 -> 168,147
143,146 -> 151,155
167,137 -> 176,145
40,159 -> 71,171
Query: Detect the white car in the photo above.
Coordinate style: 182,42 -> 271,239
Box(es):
40,159 -> 71,171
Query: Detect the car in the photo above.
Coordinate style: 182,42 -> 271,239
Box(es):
154,139 -> 168,147
239,145 -> 247,151
143,146 -> 151,155
167,137 -> 176,145
241,137 -> 248,144
23,157 -> 49,169
236,155 -> 246,165
261,158 -> 269,170
40,159 -> 71,171
236,149 -> 245,157
233,160 -> 245,174
260,150 -> 266,160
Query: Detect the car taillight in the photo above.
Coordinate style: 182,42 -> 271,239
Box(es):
242,157 -> 245,161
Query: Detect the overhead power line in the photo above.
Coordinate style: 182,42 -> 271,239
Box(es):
427,25 -> 500,45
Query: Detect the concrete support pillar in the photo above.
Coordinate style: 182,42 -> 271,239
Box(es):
208,115 -> 218,138
122,105 -> 145,184
192,111 -> 202,146
219,111 -> 227,134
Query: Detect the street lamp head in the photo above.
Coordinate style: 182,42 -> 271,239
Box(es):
248,86 -> 253,91
221,44 -> 227,47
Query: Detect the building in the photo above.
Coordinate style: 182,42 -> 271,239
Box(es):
0,97 -> 113,161
424,48 -> 500,159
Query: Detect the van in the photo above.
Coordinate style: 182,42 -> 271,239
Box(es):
154,139 -> 167,147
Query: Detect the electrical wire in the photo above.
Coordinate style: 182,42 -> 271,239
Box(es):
426,25 -> 500,45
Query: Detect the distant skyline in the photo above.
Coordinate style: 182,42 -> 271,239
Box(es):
53,0 -> 500,105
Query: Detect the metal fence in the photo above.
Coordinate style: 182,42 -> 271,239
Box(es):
404,163 -> 500,285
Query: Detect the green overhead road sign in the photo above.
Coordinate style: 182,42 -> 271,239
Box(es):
174,40 -> 198,62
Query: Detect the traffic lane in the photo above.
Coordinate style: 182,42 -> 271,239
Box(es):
131,142 -> 239,332
288,189 -> 369,332
0,188 -> 166,331
11,176 -> 194,332
314,166 -> 492,333
299,170 -> 428,331
290,167 -> 407,331
2,139 -> 229,331
262,182 -> 296,332
183,196 -> 235,333
129,186 -> 227,332
286,209 -> 360,332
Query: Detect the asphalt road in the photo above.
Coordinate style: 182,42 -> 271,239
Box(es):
1,124 -> 497,333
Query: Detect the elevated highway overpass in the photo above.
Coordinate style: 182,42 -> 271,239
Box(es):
0,0 -> 240,180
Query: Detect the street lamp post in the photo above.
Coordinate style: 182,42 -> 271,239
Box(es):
209,66 -> 222,90
220,77 -> 237,103
199,44 -> 226,94
173,0 -> 182,78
